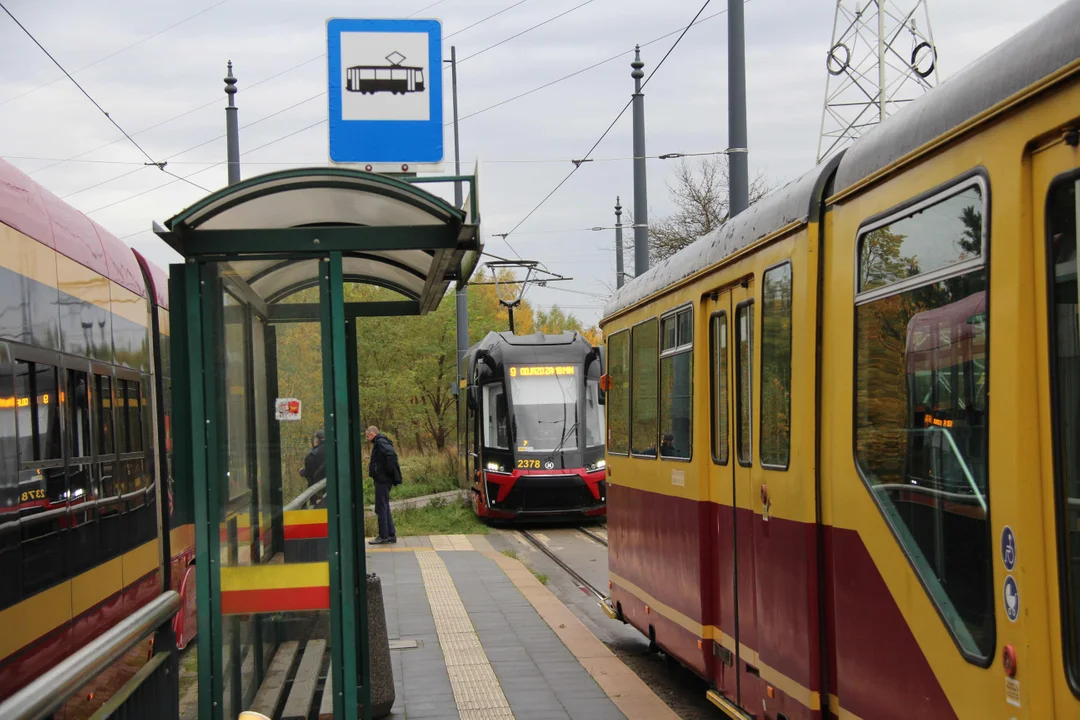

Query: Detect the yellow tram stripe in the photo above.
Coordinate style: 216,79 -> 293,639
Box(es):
610,571 -> 821,712
0,539 -> 160,662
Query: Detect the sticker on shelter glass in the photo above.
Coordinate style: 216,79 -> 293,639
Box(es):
275,398 -> 302,421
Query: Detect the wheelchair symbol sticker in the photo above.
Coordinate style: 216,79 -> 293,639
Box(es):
1004,576 -> 1019,622
1001,526 -> 1016,571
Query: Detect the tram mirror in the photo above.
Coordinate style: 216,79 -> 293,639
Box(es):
467,385 -> 479,410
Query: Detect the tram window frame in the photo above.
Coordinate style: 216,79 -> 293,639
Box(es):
630,317 -> 660,458
12,354 -> 64,467
66,368 -> 92,462
94,372 -> 117,458
1046,169 -> 1080,695
606,329 -> 631,456
659,305 -> 693,461
760,261 -> 794,470
735,301 -> 754,467
710,312 -> 730,465
852,171 -> 994,666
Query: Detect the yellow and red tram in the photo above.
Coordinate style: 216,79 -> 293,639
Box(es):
601,3 -> 1080,717
0,157 -> 194,716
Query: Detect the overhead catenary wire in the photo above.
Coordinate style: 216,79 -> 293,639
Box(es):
21,0 -> 551,184
59,91 -> 326,200
0,2 -> 210,193
4,149 -> 725,167
84,116 -> 326,215
454,4 -> 737,124
447,0 -> 532,39
498,0 -> 716,244
457,0 -> 597,63
0,0 -> 232,107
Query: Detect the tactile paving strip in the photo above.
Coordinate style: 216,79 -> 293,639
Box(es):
415,551 -> 515,719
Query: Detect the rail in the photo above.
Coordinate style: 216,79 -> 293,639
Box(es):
285,478 -> 327,511
0,590 -> 181,720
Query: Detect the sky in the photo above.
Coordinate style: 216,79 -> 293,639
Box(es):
0,0 -> 1067,328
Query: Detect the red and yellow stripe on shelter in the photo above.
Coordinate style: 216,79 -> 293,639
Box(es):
283,510 -> 328,540
220,562 -> 330,615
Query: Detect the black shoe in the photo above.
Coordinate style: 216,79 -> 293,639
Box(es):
389,537 -> 397,544
369,537 -> 390,546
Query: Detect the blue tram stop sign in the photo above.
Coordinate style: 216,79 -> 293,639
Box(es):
327,18 -> 444,166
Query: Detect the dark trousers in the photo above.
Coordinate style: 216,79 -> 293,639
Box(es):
375,482 -> 396,539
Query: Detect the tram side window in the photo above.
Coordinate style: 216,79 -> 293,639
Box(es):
1048,175 -> 1080,688
711,314 -> 730,464
483,384 -> 510,450
14,360 -> 62,463
631,318 -> 659,456
606,331 -> 630,455
761,263 -> 793,468
854,179 -> 992,661
660,308 -> 693,459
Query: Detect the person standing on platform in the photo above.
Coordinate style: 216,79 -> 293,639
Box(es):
367,426 -> 401,545
300,429 -> 326,488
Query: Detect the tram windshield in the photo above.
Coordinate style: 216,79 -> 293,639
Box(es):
509,366 -> 581,453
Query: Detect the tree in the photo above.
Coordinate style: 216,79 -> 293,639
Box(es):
648,155 -> 770,263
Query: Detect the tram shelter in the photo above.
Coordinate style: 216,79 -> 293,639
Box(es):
158,168 -> 481,720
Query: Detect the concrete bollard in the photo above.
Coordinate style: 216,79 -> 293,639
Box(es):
366,573 -> 395,719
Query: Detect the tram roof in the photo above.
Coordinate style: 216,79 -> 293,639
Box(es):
0,158 -> 149,297
155,167 -> 481,314
834,0 -> 1080,192
602,154 -> 842,320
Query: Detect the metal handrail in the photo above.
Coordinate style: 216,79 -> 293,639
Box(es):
0,590 -> 181,720
285,478 -> 327,511
917,425 -> 987,513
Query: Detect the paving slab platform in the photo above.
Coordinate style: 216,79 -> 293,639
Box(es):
369,534 -> 678,720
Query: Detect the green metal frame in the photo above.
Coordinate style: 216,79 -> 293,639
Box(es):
346,311 -> 373,720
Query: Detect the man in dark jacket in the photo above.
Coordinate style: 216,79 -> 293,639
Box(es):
366,426 -> 400,545
300,429 -> 326,488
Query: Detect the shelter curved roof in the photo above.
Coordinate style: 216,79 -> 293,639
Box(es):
157,167 -> 480,312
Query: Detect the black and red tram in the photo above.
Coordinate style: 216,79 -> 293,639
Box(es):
459,331 -> 607,520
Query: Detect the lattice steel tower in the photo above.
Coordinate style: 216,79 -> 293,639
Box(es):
817,0 -> 939,162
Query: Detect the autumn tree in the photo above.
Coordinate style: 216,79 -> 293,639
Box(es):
648,155 -> 770,263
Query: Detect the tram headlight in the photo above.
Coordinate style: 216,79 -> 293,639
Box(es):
486,462 -> 506,473
587,459 -> 606,472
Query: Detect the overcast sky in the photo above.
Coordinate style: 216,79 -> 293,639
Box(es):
0,0 -> 1066,327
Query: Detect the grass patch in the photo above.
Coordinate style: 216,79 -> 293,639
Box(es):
357,453 -> 459,506
390,498 -> 489,537
500,549 -> 518,560
531,571 -> 549,585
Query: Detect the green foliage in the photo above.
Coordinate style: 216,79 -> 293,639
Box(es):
273,274 -> 600,506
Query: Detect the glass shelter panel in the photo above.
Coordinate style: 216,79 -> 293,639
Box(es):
200,261 -> 337,720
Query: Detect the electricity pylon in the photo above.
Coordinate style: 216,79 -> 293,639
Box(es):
817,0 -> 939,163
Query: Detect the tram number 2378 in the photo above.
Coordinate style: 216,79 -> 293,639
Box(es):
517,459 -> 542,469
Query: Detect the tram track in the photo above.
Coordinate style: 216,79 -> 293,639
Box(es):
518,529 -> 608,603
576,525 -> 608,546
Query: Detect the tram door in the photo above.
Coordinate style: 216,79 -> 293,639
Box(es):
705,281 -> 756,708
